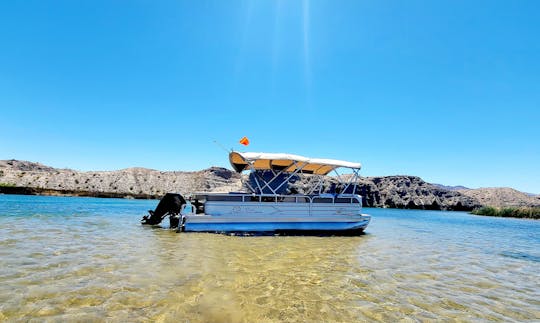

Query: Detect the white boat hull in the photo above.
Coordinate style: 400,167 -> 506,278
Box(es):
184,214 -> 371,233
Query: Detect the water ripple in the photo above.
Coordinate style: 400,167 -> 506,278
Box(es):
0,196 -> 539,322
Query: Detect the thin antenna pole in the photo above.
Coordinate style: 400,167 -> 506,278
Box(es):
213,140 -> 232,153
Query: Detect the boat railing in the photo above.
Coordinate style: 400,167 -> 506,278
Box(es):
198,193 -> 362,205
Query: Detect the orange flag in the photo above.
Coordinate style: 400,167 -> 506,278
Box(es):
239,136 -> 250,146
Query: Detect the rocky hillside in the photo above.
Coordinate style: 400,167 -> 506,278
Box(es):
357,176 -> 479,210
0,160 -> 242,199
458,187 -> 540,207
1,159 -> 537,210
284,174 -> 479,210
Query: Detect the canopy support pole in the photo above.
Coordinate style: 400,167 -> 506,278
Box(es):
272,161 -> 307,194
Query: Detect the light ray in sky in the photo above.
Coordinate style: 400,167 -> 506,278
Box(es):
302,0 -> 312,108
271,0 -> 282,93
233,1 -> 254,87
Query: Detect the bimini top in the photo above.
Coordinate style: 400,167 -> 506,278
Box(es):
229,151 -> 361,175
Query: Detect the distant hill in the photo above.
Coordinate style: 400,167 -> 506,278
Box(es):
0,159 -> 242,199
435,182 -> 539,207
458,187 -> 540,208
433,184 -> 470,191
1,159 -> 538,210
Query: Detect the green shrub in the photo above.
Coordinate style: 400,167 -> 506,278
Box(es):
472,206 -> 540,219
472,206 -> 496,216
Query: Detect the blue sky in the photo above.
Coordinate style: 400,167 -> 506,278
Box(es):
1,1 -> 539,193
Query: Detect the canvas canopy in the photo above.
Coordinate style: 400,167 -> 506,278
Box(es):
229,151 -> 361,175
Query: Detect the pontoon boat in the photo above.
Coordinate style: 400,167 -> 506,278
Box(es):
141,152 -> 371,234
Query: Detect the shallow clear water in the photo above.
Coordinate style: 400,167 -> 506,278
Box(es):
0,195 -> 538,322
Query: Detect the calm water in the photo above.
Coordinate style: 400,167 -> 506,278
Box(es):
0,195 -> 538,322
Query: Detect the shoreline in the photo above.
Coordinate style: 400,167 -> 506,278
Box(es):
0,186 -> 160,200
2,186 -> 539,219
5,159 -> 539,212
471,206 -> 540,219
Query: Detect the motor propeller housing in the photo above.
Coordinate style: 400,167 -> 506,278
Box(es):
141,193 -> 186,226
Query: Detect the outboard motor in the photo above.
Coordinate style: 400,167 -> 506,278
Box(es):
141,193 -> 186,227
